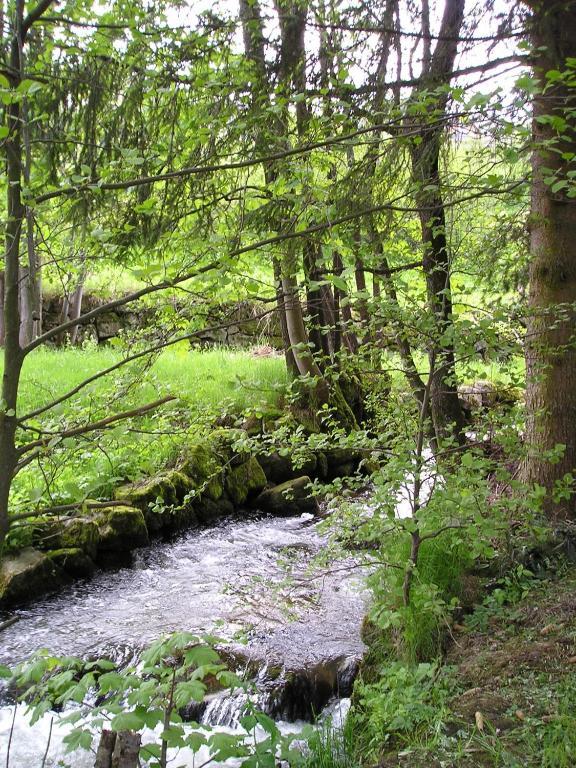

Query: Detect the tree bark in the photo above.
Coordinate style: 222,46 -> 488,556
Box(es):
0,0 -> 54,545
0,1 -> 28,544
406,0 -> 466,447
94,730 -> 116,768
523,0 -> 576,519
111,731 -> 141,768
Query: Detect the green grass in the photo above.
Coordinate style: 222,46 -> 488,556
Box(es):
17,344 -> 286,416
6,345 -> 287,519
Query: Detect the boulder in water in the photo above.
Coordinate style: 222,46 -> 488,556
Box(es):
179,442 -> 225,501
0,547 -> 64,606
47,547 -> 95,578
253,476 -> 318,516
257,452 -> 318,484
95,505 -> 149,552
58,517 -> 100,559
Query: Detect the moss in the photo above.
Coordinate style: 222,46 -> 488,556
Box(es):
206,428 -> 248,466
166,470 -> 194,499
47,547 -> 95,578
179,442 -> 225,501
254,476 -> 317,516
224,457 -> 267,506
95,505 -> 149,552
114,474 -> 178,509
59,517 -> 100,559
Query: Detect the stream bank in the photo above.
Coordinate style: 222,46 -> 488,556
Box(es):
1,429 -> 370,608
0,511 -> 366,766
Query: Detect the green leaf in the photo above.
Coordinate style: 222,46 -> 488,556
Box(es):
111,711 -> 145,731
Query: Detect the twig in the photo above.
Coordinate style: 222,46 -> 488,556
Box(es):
17,396 -> 176,456
8,500 -> 130,524
0,616 -> 19,632
5,704 -> 16,768
40,717 -> 53,768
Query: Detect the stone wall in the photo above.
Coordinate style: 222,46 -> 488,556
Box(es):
42,295 -> 282,348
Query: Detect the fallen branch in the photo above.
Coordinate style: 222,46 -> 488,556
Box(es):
0,616 -> 19,632
17,396 -> 176,456
8,500 -> 130,524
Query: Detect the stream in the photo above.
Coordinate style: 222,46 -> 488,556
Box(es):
0,510 -> 366,766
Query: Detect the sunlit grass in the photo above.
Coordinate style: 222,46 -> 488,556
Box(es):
16,344 -> 287,417
6,345 -> 287,514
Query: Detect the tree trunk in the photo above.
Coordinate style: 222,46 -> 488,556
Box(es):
68,254 -> 88,345
523,0 -> 576,519
0,3 -> 27,545
303,239 -> 325,358
406,0 -> 466,447
0,0 -> 53,546
273,256 -> 299,378
94,730 -> 116,768
0,271 -> 5,347
111,731 -> 141,768
410,137 -> 466,445
18,264 -> 32,347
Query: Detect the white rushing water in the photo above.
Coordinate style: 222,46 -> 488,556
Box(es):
0,512 -> 364,766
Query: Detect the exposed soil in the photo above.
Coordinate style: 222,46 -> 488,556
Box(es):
378,566 -> 576,767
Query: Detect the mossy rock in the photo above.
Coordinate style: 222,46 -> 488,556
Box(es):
179,442 -> 224,501
168,470 -> 194,499
316,452 -> 329,479
95,506 -> 149,552
206,428 -> 249,467
59,517 -> 100,559
257,452 -> 318,484
114,473 -> 182,533
114,473 -> 179,510
195,497 -> 225,523
47,548 -> 95,578
0,548 -> 65,607
253,476 -> 318,516
224,457 -> 267,506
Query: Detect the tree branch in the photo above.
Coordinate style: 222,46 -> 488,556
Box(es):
17,396 -> 176,456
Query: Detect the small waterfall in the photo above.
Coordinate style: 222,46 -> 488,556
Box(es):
181,655 -> 360,728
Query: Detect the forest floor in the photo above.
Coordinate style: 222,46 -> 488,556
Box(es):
377,562 -> 576,768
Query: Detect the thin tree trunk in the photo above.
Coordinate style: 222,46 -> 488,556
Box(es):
410,139 -> 465,445
333,250 -> 359,355
18,264 -> 32,347
69,253 -> 88,345
0,271 -> 5,347
406,0 -> 466,447
273,257 -> 299,377
303,238 -> 324,358
522,0 -> 576,519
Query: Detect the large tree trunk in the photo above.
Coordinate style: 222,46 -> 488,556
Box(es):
523,0 -> 576,519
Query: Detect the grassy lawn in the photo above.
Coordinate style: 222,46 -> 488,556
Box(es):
7,345 -> 287,516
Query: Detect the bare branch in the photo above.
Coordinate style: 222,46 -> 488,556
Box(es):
17,396 -> 176,456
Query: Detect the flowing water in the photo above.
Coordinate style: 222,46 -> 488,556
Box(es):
0,511 -> 366,766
